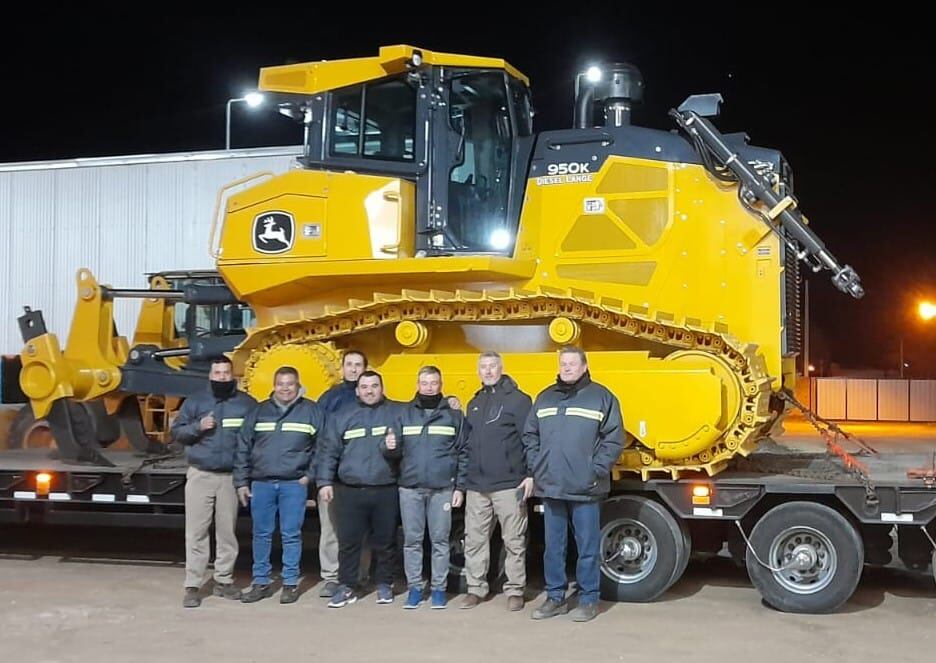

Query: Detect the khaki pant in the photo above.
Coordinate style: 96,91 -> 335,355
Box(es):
464,488 -> 527,598
184,466 -> 238,588
317,495 -> 339,582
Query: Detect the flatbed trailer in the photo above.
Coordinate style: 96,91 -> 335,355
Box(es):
1,445 -> 934,613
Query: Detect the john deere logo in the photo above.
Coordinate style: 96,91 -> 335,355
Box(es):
252,212 -> 294,254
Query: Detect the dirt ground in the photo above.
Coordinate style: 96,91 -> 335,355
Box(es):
1,522 -> 935,663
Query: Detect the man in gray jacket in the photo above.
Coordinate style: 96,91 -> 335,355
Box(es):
171,356 -> 256,608
234,366 -> 323,605
523,346 -> 624,623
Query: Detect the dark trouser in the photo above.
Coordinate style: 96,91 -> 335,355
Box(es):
335,484 -> 399,589
543,498 -> 601,605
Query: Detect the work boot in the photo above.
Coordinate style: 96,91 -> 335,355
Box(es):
183,587 -> 201,608
319,581 -> 340,598
507,595 -> 524,612
570,603 -> 599,622
459,593 -> 483,609
212,583 -> 242,600
280,585 -> 300,604
240,584 -> 274,604
531,598 -> 568,620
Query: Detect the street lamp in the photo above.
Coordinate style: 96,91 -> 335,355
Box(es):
920,301 -> 936,322
225,92 -> 265,150
899,300 -> 935,378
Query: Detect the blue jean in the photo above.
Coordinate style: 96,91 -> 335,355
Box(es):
543,498 -> 601,605
250,480 -> 308,586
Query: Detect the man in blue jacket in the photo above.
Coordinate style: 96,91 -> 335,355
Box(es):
524,347 -> 624,623
234,366 -> 323,605
314,349 -> 367,598
171,356 -> 256,608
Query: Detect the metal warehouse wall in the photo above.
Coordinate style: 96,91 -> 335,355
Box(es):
0,147 -> 301,354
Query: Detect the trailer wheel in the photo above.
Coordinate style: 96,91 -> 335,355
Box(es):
746,502 -> 863,613
599,496 -> 686,602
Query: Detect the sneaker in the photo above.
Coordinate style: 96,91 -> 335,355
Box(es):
403,587 -> 423,609
507,595 -> 524,612
280,585 -> 300,604
459,593 -> 483,609
240,584 -> 274,604
183,587 -> 201,608
212,583 -> 242,601
328,585 -> 357,608
319,581 -> 340,598
376,584 -> 394,604
531,598 -> 568,620
570,603 -> 599,622
430,589 -> 447,609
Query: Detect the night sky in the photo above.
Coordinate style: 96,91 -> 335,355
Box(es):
2,11 -> 933,375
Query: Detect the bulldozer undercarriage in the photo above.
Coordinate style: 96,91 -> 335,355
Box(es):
237,286 -> 774,478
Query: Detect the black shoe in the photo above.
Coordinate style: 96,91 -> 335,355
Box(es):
531,598 -> 568,620
212,583 -> 242,600
319,581 -> 339,598
240,584 -> 274,604
280,585 -> 300,604
183,587 -> 201,608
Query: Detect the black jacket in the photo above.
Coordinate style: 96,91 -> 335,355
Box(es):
463,375 -> 532,493
388,397 -> 467,490
170,387 -> 257,473
316,398 -> 401,487
233,396 -> 323,487
522,373 -> 624,502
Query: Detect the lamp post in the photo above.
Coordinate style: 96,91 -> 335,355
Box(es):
225,92 -> 265,150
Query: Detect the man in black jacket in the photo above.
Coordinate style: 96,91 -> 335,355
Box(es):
314,349 -> 367,598
524,346 -> 624,623
171,356 -> 256,608
317,370 -> 400,608
234,366 -> 323,605
384,366 -> 466,610
459,352 -> 533,612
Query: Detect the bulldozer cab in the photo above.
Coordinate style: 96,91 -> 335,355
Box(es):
295,52 -> 534,255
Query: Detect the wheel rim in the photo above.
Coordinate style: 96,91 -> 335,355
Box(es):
600,518 -> 658,584
769,526 -> 838,595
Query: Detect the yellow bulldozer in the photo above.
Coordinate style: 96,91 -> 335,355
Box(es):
15,44 -> 862,476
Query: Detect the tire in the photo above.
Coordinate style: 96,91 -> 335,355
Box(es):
599,496 -> 686,602
7,406 -> 54,449
745,502 -> 863,614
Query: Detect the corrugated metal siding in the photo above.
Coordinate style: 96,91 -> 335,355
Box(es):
877,380 -> 910,422
845,379 -> 877,421
0,148 -> 300,353
816,379 -> 847,419
910,381 -> 936,422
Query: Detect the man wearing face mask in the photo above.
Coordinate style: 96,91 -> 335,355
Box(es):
171,356 -> 257,608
